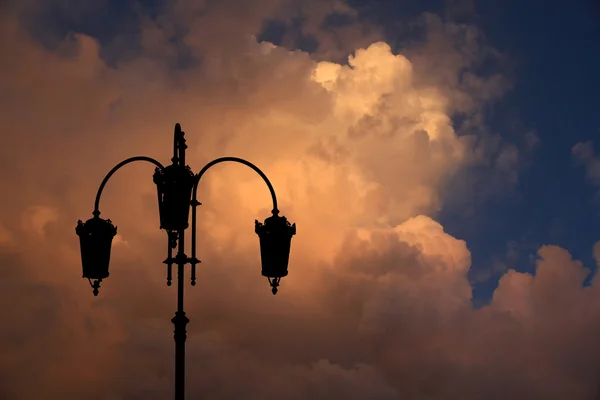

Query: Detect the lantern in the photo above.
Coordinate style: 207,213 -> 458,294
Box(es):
153,165 -> 195,231
76,216 -> 117,290
255,211 -> 296,294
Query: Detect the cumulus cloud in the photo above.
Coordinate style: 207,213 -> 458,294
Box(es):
0,1 -> 597,399
0,223 -> 16,248
21,205 -> 60,238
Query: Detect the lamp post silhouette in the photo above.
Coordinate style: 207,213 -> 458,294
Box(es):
75,123 -> 296,400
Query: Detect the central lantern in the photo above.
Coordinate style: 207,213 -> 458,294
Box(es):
153,164 -> 195,231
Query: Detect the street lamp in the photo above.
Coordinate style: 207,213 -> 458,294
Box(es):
75,123 -> 296,400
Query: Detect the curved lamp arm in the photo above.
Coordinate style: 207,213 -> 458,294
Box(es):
192,157 -> 278,213
93,156 -> 165,217
188,157 -> 279,286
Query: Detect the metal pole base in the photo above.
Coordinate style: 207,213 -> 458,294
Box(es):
172,311 -> 189,400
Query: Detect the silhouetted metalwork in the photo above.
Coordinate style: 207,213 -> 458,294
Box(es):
75,217 -> 117,296
255,212 -> 296,294
75,123 -> 296,400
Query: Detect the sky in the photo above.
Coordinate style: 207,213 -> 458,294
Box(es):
1,0 -> 600,398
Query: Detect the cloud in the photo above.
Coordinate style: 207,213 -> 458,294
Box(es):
21,205 -> 60,238
391,12 -> 534,208
594,240 -> 600,266
0,223 -> 16,248
0,1 -> 596,399
573,141 -> 600,186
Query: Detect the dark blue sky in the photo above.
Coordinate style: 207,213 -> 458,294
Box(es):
23,0 -> 600,306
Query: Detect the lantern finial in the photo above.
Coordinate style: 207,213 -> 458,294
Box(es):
89,278 -> 101,296
269,277 -> 280,295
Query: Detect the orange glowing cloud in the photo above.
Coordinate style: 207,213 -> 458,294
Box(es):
0,1 -> 598,399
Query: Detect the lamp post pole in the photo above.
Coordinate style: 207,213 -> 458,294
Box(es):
172,222 -> 189,400
76,124 -> 296,400
171,124 -> 189,400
